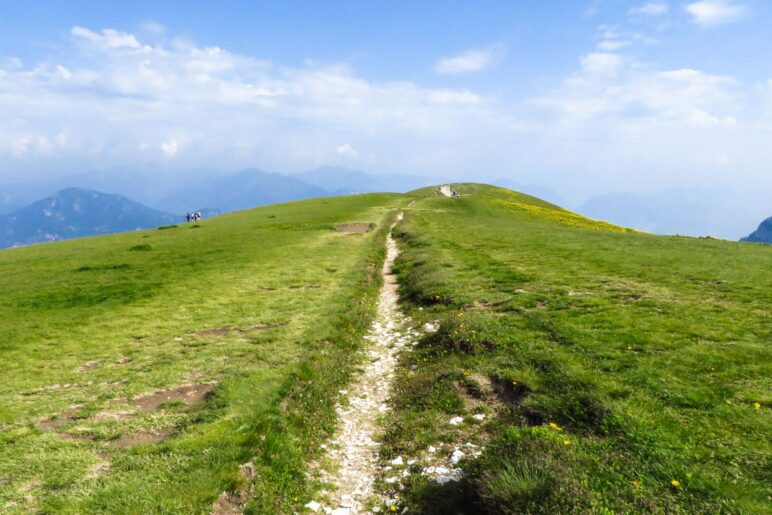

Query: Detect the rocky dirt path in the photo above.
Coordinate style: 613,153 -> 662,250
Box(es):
306,213 -> 418,514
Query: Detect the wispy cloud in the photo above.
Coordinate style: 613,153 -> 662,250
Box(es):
0,25 -> 497,171
685,0 -> 748,27
336,143 -> 358,157
434,47 -> 497,75
629,2 -> 670,16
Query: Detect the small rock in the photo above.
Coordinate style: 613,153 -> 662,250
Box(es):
305,500 -> 322,512
427,446 -> 437,453
472,414 -> 485,421
391,456 -> 404,466
451,449 -> 465,464
449,416 -> 464,426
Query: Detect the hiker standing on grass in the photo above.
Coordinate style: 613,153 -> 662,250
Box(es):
186,212 -> 192,222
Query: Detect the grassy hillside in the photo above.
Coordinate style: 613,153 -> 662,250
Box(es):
386,184 -> 770,513
2,183 -> 769,514
0,193 -> 404,513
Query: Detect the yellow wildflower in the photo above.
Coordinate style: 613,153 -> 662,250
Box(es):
563,439 -> 572,445
671,479 -> 680,487
754,402 -> 761,409
390,506 -> 397,512
632,480 -> 640,488
725,399 -> 733,405
548,422 -> 562,431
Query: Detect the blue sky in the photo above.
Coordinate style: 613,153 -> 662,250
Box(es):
0,1 -> 770,235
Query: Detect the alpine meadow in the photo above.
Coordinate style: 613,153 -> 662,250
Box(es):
0,185 -> 769,513
3,2 -> 772,513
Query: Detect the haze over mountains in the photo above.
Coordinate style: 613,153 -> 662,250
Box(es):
0,166 -> 768,248
0,167 -> 434,248
0,188 -> 179,249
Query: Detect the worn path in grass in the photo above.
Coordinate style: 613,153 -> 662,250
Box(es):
308,213 -> 416,514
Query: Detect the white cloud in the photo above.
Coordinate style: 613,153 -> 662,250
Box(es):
685,1 -> 748,28
141,21 -> 166,36
629,2 -> 670,16
336,144 -> 358,157
0,25 -> 500,172
71,26 -> 142,50
160,140 -> 179,157
1,23 -> 770,236
435,48 -> 495,75
580,52 -> 625,76
598,39 -> 630,51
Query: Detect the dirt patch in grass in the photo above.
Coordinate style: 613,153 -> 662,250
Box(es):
336,223 -> 373,233
85,459 -> 111,479
211,462 -> 257,515
37,405 -> 83,430
77,359 -> 103,372
194,323 -> 287,337
241,322 -> 287,333
115,356 -> 132,364
195,328 -> 230,337
111,429 -> 173,448
91,410 -> 135,422
132,383 -> 216,413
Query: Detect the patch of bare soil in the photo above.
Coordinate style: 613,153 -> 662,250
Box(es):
36,405 -> 82,430
91,410 -> 135,422
336,223 -> 373,233
241,322 -> 287,333
110,429 -> 173,448
115,356 -> 132,364
195,323 -> 287,337
211,462 -> 257,515
77,359 -> 103,372
132,383 -> 216,413
85,459 -> 111,479
195,328 -> 230,337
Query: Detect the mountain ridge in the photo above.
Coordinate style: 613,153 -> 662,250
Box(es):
0,187 -> 180,248
741,216 -> 772,243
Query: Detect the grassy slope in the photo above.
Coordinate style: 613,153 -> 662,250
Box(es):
387,184 -> 770,513
0,193 -> 404,513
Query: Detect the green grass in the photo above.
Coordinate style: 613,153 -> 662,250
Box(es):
386,184 -> 771,513
2,183 -> 770,513
0,193 -> 405,513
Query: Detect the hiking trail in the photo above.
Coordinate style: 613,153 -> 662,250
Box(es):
306,212 -> 417,514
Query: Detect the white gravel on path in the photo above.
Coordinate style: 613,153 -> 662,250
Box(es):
310,213 -> 418,514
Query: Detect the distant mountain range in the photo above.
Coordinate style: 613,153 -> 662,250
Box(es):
0,167 -> 433,249
0,188 -> 180,249
741,217 -> 772,244
574,188 -> 769,240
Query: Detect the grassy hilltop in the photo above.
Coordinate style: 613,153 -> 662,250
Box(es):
0,184 -> 769,513
389,184 -> 771,513
0,193 -> 404,513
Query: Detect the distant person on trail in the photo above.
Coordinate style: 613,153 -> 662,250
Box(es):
186,212 -> 192,222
